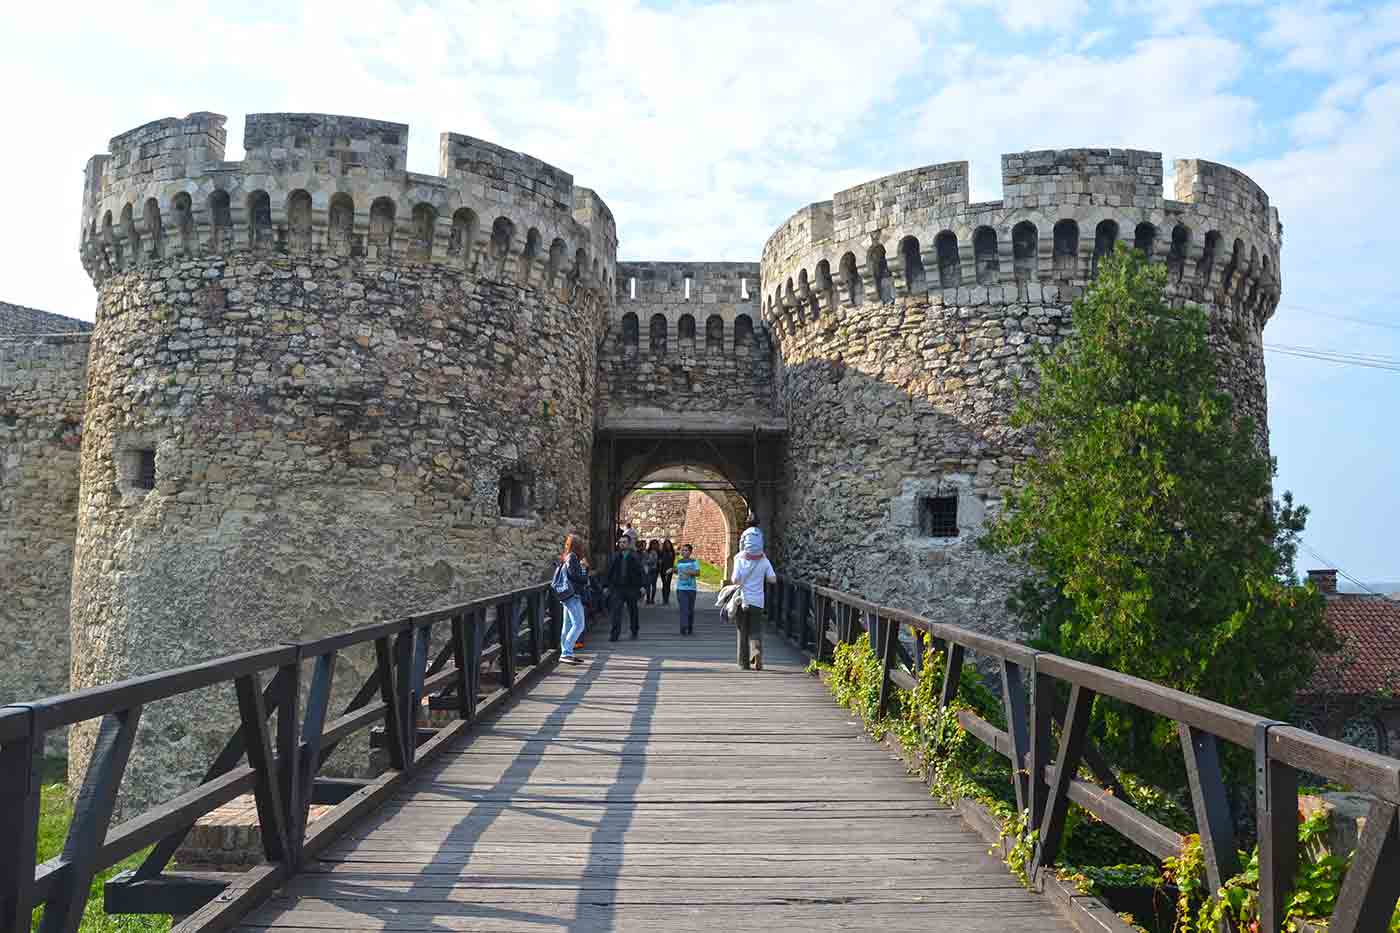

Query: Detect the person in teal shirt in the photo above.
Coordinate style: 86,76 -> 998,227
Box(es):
675,544 -> 700,635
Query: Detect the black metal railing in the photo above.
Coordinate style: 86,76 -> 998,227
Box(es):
769,576 -> 1400,933
0,582 -> 561,933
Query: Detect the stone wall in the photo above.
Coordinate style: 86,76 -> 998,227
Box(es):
0,301 -> 94,337
598,262 -> 776,421
70,111 -> 612,810
761,148 -> 1280,641
0,334 -> 89,752
618,488 -> 732,568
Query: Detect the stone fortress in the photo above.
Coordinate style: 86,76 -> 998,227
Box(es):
0,112 -> 1280,804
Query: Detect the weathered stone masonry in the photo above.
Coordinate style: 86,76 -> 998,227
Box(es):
598,261 -> 773,422
0,333 -> 90,753
760,149 -> 1281,641
69,111 -> 615,807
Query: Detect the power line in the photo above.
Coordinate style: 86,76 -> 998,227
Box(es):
1263,344 -> 1400,372
1275,306 -> 1400,333
1298,541 -> 1384,597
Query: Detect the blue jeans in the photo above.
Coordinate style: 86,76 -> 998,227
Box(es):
677,589 -> 696,633
561,596 -> 586,657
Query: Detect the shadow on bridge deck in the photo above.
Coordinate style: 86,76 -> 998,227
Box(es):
241,599 -> 1074,931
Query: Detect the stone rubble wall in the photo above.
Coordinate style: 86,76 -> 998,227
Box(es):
599,262 -> 776,420
761,149 -> 1278,642
0,334 -> 89,752
71,111 -> 606,807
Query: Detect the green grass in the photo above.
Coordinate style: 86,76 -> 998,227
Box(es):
695,559 -> 725,587
628,482 -> 698,496
33,760 -> 169,933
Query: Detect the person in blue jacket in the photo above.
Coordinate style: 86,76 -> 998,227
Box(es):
674,544 -> 701,635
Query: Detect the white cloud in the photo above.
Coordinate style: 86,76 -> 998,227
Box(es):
984,0 -> 1090,32
909,35 -> 1258,200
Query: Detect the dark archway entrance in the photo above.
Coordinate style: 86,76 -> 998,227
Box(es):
589,416 -> 785,571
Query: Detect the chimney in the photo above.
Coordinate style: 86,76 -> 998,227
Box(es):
1308,569 -> 1338,595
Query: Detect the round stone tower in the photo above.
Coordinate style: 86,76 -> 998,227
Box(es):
760,149 -> 1281,640
74,112 -> 615,804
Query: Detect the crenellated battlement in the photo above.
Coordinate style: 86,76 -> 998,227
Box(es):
79,112 -> 618,305
609,262 -> 765,358
760,147 -> 1282,338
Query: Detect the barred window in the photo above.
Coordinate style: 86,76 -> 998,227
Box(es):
918,496 -> 958,538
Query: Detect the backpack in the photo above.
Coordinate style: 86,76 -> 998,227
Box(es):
551,560 -> 575,601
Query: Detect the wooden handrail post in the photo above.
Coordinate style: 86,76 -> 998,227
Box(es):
1327,799 -> 1400,932
409,625 -> 429,762
1001,659 -> 1032,815
1028,669 -> 1054,834
467,610 -> 483,718
798,586 -> 812,650
235,673 -> 291,864
498,599 -> 517,690
0,710 -> 41,933
39,707 -> 142,933
273,658 -> 301,867
876,617 -> 897,718
395,629 -> 417,768
1180,723 -> 1240,897
374,635 -> 408,771
449,614 -> 471,720
939,642 -> 964,710
296,652 -> 336,859
1256,722 -> 1298,933
1030,683 -> 1095,882
529,591 -> 544,665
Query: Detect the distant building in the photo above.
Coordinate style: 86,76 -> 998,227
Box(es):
1296,569 -> 1400,756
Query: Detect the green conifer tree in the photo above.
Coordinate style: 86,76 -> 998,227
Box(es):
985,245 -> 1335,772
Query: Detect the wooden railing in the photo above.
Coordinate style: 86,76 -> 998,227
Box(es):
0,582 -> 561,933
768,577 -> 1400,933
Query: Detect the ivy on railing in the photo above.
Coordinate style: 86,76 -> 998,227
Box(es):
810,630 -> 1400,933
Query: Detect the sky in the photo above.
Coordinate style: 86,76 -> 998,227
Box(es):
2,0 -> 1397,584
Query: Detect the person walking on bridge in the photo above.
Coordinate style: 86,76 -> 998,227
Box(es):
728,544 -> 776,671
658,539 -> 676,606
642,539 -> 661,604
608,535 -> 645,641
675,543 -> 700,635
554,534 -> 590,665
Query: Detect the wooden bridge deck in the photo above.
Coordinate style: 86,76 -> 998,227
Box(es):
241,599 -> 1075,932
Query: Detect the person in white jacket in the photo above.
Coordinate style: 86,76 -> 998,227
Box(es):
728,538 -> 776,671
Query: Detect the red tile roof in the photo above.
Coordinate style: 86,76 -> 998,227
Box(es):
1306,595 -> 1400,697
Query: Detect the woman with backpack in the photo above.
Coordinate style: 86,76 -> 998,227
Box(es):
553,533 -> 590,665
